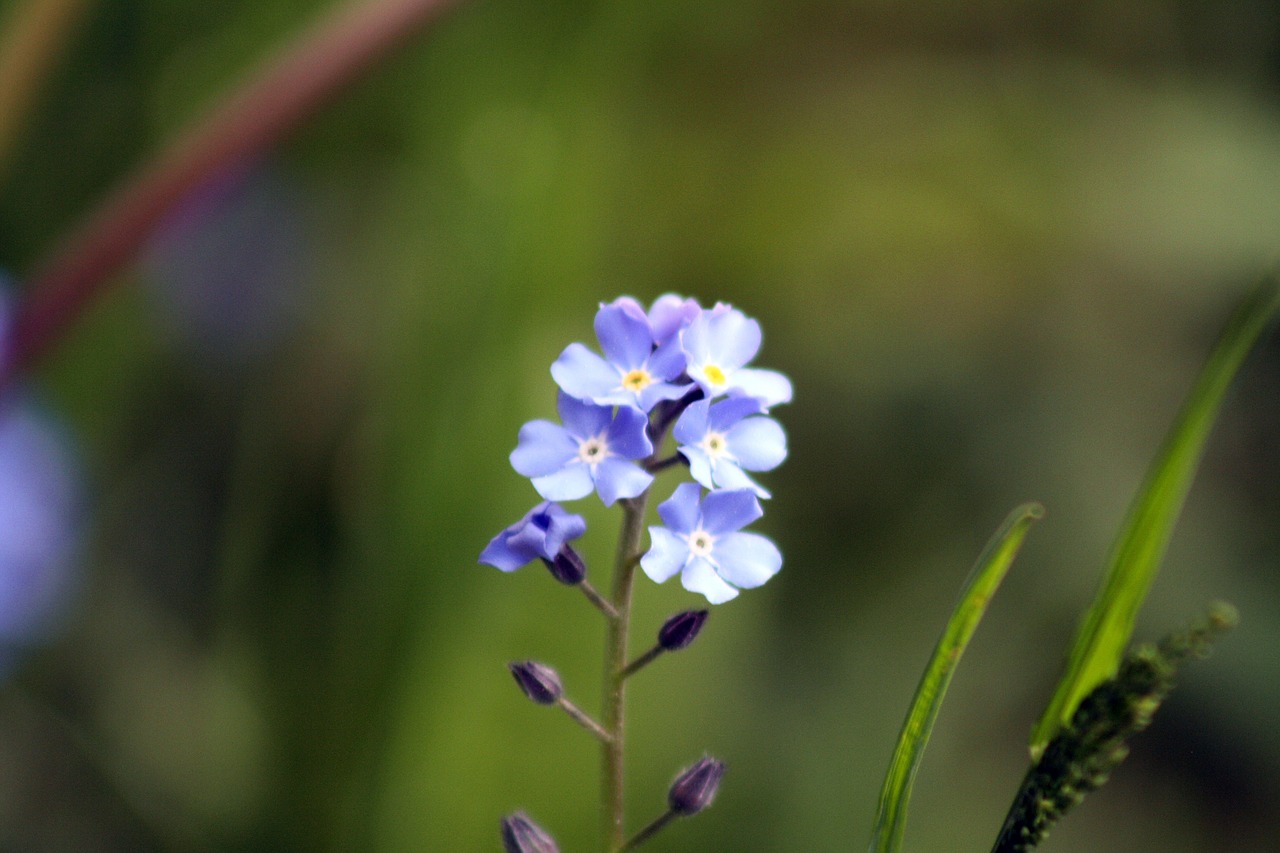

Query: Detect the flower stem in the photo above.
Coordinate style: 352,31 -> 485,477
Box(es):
620,810 -> 676,851
601,491 -> 650,852
557,697 -> 612,744
580,578 -> 619,619
643,454 -> 687,474
1,0 -> 462,389
619,644 -> 663,680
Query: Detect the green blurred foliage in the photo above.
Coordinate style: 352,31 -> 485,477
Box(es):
1,0 -> 1279,850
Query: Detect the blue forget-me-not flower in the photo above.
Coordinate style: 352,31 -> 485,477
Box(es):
551,303 -> 692,412
674,397 -> 786,499
479,502 -> 587,572
640,483 -> 782,604
511,391 -> 654,506
680,306 -> 792,409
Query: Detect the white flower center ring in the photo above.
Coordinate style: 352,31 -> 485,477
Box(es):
577,435 -> 610,466
686,528 -> 716,559
699,430 -> 729,460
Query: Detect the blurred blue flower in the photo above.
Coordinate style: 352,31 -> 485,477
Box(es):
641,483 -> 781,604
479,502 -> 586,572
674,397 -> 787,499
0,399 -> 83,674
551,303 -> 691,412
680,306 -> 792,409
510,392 -> 653,506
143,166 -> 310,366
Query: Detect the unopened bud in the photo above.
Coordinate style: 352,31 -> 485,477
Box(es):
668,756 -> 725,815
501,811 -> 560,853
508,661 -> 563,705
542,545 -> 587,585
657,609 -> 708,651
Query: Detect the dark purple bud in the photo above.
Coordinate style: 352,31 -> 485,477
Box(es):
541,544 -> 587,585
501,811 -> 560,853
657,609 -> 708,651
668,756 -> 725,815
508,661 -> 563,705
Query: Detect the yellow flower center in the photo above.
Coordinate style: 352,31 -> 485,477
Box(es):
621,368 -> 653,393
703,364 -> 727,387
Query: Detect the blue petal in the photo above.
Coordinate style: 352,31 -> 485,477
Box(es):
605,404 -> 653,460
557,391 -> 613,439
673,399 -> 711,445
681,556 -> 739,603
648,294 -> 700,344
531,465 -> 594,501
678,314 -> 713,364
705,309 -> 761,370
607,296 -> 650,327
551,343 -> 620,402
707,396 -> 763,431
509,502 -> 586,557
647,336 -> 688,381
540,503 -> 587,547
478,533 -> 528,572
679,445 -> 716,491
595,304 -> 653,370
713,460 -> 770,499
726,416 -> 786,471
700,488 -> 762,535
640,527 -> 688,583
594,458 -> 653,506
712,531 -> 781,589
730,368 -> 792,408
508,522 -> 554,559
637,380 -> 693,412
657,482 -> 702,534
510,420 -> 576,477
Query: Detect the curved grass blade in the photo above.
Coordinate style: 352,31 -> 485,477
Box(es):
869,502 -> 1045,853
1028,277 -> 1280,759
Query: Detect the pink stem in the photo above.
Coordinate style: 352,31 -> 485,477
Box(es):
3,0 -> 462,385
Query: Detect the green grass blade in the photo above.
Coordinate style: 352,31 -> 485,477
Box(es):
1028,278 -> 1280,759
869,502 -> 1045,853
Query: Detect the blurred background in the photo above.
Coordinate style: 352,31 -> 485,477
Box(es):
0,0 -> 1278,850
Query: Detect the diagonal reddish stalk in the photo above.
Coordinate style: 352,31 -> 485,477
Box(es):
2,0 -> 463,386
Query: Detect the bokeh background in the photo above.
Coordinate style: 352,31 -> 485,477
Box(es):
0,0 -> 1279,850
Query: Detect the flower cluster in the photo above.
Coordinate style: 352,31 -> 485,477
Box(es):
481,295 -> 790,604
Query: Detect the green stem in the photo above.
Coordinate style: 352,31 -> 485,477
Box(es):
619,644 -> 663,680
601,491 -> 650,852
621,810 -> 677,851
580,578 -> 619,619
557,697 -> 613,744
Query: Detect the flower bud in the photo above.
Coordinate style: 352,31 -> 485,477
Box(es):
501,811 -> 560,853
508,661 -> 563,705
541,544 -> 587,586
657,609 -> 708,651
667,756 -> 725,815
